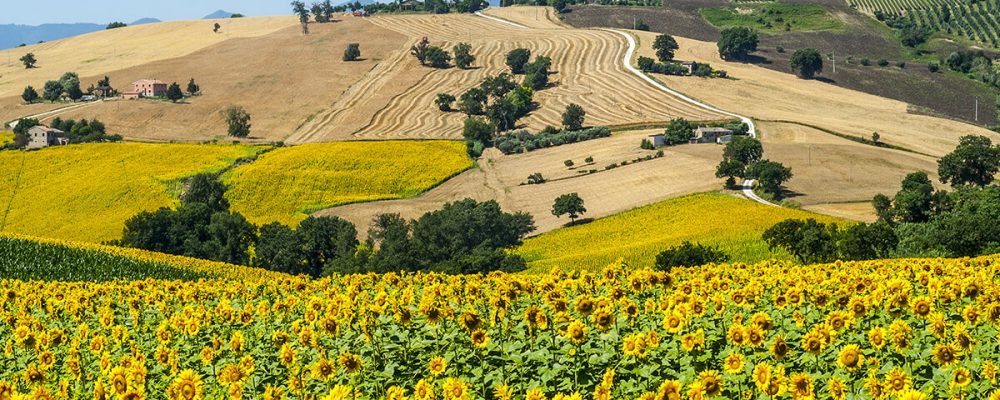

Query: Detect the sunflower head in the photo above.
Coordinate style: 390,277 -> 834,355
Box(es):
429,356 -> 447,376
951,367 -> 972,389
789,372 -> 813,399
442,377 -> 468,400
338,352 -> 362,374
837,344 -> 864,372
884,367 -> 911,395
723,353 -> 744,375
564,320 -> 588,345
932,343 -> 960,367
470,329 -> 489,348
698,370 -> 723,397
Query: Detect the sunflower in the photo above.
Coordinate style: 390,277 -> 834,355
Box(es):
459,310 -> 482,332
762,364 -> 787,397
414,379 -> 435,400
727,324 -> 747,347
386,386 -> 407,400
770,336 -> 789,360
429,356 -> 447,376
789,372 -> 813,400
656,380 -> 682,400
108,366 -> 128,395
338,352 -> 363,374
745,324 -> 765,347
800,331 -> 824,355
827,377 -> 847,400
837,344 -> 865,372
911,296 -> 933,318
263,385 -> 284,400
442,378 -> 469,400
868,327 -> 887,350
38,350 -> 55,370
932,343 -> 960,367
278,344 -> 295,367
695,370 -> 722,397
724,353 -> 744,375
525,387 -> 546,400
680,331 -> 701,352
622,333 -> 647,358
990,389 -> 1000,400
229,331 -> 244,354
662,311 -> 685,334
564,320 -> 588,345
897,390 -> 926,400
982,360 -> 997,384
470,329 -> 489,348
574,296 -> 595,316
752,362 -> 771,392
928,313 -> 947,338
863,374 -> 885,399
322,385 -> 352,400
311,357 -> 336,382
28,386 -> 54,400
952,323 -> 973,352
873,367 -> 904,396
950,367 -> 972,389
590,308 -> 615,332
167,369 -> 203,400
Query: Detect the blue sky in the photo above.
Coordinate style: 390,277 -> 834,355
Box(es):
1,1 -> 294,25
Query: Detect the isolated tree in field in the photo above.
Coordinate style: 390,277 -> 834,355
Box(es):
106,22 -> 127,29
166,82 -> 184,102
723,136 -> 763,166
20,53 -> 36,69
425,46 -> 451,68
717,27 -> 758,61
790,48 -> 823,79
562,103 -> 586,131
312,0 -> 335,23
747,159 -> 793,196
42,80 -> 63,102
21,86 -> 39,104
715,158 -> 745,188
223,105 -> 251,138
552,193 -> 586,223
653,34 -> 679,62
59,72 -> 83,101
937,135 -> 1000,187
187,78 -> 200,95
436,93 -> 456,111
291,1 -> 310,22
453,43 -> 475,69
411,38 -> 430,65
213,23 -> 221,33
343,43 -> 361,61
506,48 -> 531,74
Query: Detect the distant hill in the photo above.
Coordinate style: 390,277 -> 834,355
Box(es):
130,18 -> 162,25
203,10 -> 237,19
0,23 -> 103,50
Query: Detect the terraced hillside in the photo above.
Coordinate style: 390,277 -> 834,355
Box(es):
849,0 -> 1000,47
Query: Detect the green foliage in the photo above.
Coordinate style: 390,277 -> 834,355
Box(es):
425,46 -> 451,68
654,241 -> 729,271
11,118 -> 39,149
459,87 -> 487,116
723,136 -> 763,166
291,1 -> 311,23
19,53 -> 36,69
663,118 -> 695,145
43,80 -> 63,102
222,105 -> 252,138
523,56 -> 552,90
562,103 -> 586,131
789,48 -> 823,79
937,135 -> 1000,188
494,126 -> 611,154
21,86 -> 39,104
49,116 -> 122,144
435,93 -> 456,111
552,192 -> 587,223
166,82 -> 184,102
0,235 -> 212,282
343,43 -> 361,61
717,27 -> 759,60
747,159 -> 793,197
763,219 -> 897,263
506,48 -> 532,74
187,78 -> 200,95
527,172 -> 545,184
106,22 -> 127,29
311,0 -> 335,22
653,34 -> 679,62
702,3 -> 842,33
182,173 -> 231,212
462,117 -> 495,157
453,42 -> 475,69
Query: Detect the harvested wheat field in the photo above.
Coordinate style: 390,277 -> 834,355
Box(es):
0,18 -> 407,142
632,32 -> 1000,157
316,129 -> 724,236
288,10 -> 723,142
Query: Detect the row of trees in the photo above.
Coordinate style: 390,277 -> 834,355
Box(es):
411,38 -> 476,69
116,174 -> 536,276
6,117 -> 122,149
715,136 -> 793,197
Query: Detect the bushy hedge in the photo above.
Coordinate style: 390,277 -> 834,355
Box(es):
494,126 -> 612,154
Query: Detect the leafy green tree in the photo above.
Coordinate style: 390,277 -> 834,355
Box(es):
311,0 -> 335,22
552,193 -> 586,223
723,136 -> 763,166
411,38 -> 430,65
486,97 -> 517,132
203,211 -> 257,266
653,34 -> 679,62
506,48 -> 532,74
166,82 -> 184,102
937,135 -> 1000,188
453,42 -> 475,69
523,56 -> 552,90
255,223 -> 306,275
187,78 -> 200,95
480,73 -> 517,98
291,1 -> 311,22
106,22 -> 127,29
715,158 -> 745,188
717,27 -> 758,61
463,117 -> 495,146
746,159 -> 793,196
425,46 -> 451,68
637,56 -> 656,72
343,43 -> 361,61
553,0 -> 568,13
181,173 -> 230,211
790,48 -> 823,79
21,86 -> 39,104
222,105 -> 252,138
654,241 -> 729,271
664,118 -> 695,145
365,213 -> 417,274
872,193 -> 894,223
893,171 -> 934,223
43,80 -> 63,102
762,219 -> 837,263
839,222 -> 898,260
11,118 -> 39,148
436,93 -> 456,111
19,53 -> 36,69
458,87 -> 487,115
562,103 -> 586,131
297,216 -> 358,277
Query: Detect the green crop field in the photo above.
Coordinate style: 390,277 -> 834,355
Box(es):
848,0 -> 1000,47
701,3 -> 845,33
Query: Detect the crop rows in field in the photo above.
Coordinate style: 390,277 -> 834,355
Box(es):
848,0 -> 1000,47
2,254 -> 999,398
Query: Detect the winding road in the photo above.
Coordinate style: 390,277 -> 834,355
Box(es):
476,9 -> 775,206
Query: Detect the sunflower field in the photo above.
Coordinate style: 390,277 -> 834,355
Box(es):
2,253 -> 1000,399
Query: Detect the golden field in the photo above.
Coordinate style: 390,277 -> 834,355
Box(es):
223,141 -> 474,226
0,132 -> 12,145
515,193 -> 847,272
1,253 -> 998,398
0,142 -> 263,243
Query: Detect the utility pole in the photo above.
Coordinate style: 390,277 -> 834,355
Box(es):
832,50 -> 836,74
633,17 -> 636,30
975,97 -> 979,122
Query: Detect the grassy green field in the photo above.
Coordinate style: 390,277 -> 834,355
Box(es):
700,3 -> 844,34
223,141 -> 474,226
0,143 -> 265,243
515,192 -> 849,273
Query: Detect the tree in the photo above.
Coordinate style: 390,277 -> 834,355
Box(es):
872,193 -> 894,223
664,118 -> 694,145
458,87 -> 487,116
505,48 -> 532,74
411,38 -> 430,65
638,56 -> 656,72
453,43 -> 475,69
717,27 -> 758,61
654,242 -> 729,271
746,159 -> 792,196
165,82 -> 184,102
424,46 -> 451,68
436,93 -> 456,111
20,53 -> 36,69
231,13 -> 245,18
552,193 -> 586,223
893,171 -> 934,223
181,173 -> 230,211
213,23 -> 221,33
255,223 -> 306,274
715,158 -> 746,188
291,1 -> 310,22
937,135 -> 1000,188
21,86 -> 39,104
43,80 -> 63,102
762,219 -> 837,263
463,117 -> 495,146
106,22 -> 127,29
790,48 -> 823,79
222,105 -> 251,138
523,56 -> 552,90
486,97 -> 517,132
297,216 -> 358,277
723,136 -> 763,166
203,211 -> 257,266
343,43 -> 361,61
553,0 -> 568,13
840,222 -> 898,260
187,79 -> 200,95
365,213 -> 416,274
480,73 -> 517,98
311,0 -> 335,22
11,118 -> 39,148
562,103 -> 586,131
653,34 -> 679,62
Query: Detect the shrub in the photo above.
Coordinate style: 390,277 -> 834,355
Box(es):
635,19 -> 650,31
343,43 -> 361,61
776,45 -> 785,53
927,63 -> 940,73
641,138 -> 655,150
860,58 -> 870,66
877,59 -> 889,67
527,173 -> 545,184
435,93 -> 456,111
425,46 -> 451,68
584,156 -> 594,163
654,241 -> 730,271
564,159 -> 574,167
896,60 -> 906,68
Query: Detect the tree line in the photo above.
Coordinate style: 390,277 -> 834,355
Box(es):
114,174 -> 536,277
6,117 -> 122,150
